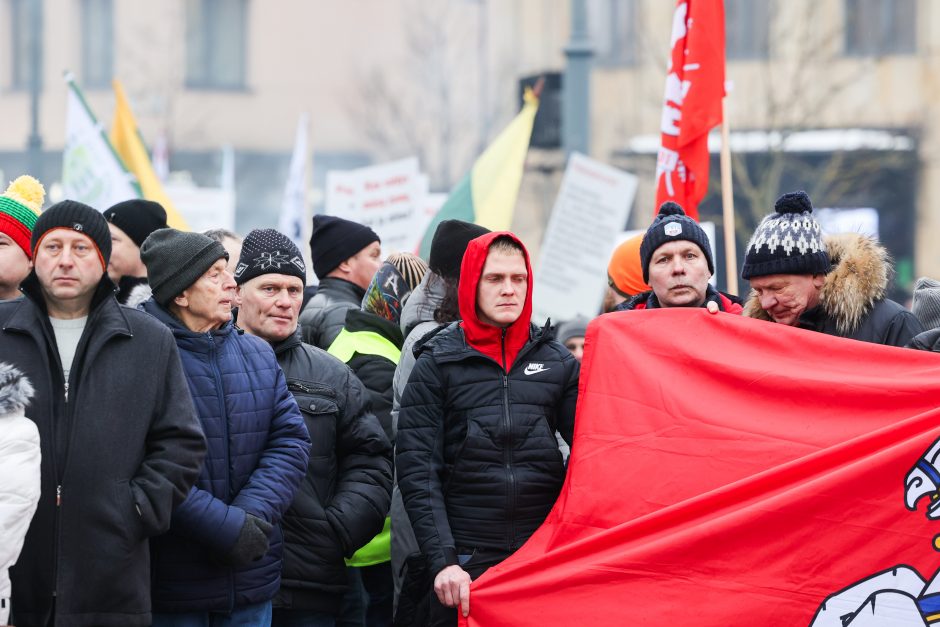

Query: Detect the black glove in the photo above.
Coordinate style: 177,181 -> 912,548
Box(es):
226,513 -> 273,566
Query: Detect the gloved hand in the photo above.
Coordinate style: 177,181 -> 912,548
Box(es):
226,513 -> 273,566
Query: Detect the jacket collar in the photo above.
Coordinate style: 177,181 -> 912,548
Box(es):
345,308 -> 404,348
399,272 -> 447,336
273,328 -> 304,356
140,298 -> 236,347
318,276 -> 366,302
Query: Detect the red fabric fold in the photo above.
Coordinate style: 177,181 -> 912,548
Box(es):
463,309 -> 940,625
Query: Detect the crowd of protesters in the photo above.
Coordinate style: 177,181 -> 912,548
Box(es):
0,171 -> 934,627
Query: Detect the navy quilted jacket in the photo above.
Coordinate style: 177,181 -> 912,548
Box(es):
142,300 -> 311,613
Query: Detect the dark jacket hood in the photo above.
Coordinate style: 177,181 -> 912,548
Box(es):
457,231 -> 533,370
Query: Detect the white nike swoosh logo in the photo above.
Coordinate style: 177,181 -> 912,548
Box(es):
524,365 -> 549,375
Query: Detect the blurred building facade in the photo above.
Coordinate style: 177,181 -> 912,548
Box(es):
0,0 -> 936,294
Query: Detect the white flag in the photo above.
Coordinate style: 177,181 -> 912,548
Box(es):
278,114 -> 309,249
61,73 -> 138,210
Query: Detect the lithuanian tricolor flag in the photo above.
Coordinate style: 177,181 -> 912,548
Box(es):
419,86 -> 540,258
109,80 -> 189,230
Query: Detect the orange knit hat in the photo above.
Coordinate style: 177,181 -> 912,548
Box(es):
607,233 -> 650,297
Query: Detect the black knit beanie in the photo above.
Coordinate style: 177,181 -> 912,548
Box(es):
140,228 -> 228,306
308,215 -> 380,280
103,199 -> 168,248
32,200 -> 112,266
741,191 -> 831,280
639,202 -> 714,283
428,220 -> 491,279
234,228 -> 306,286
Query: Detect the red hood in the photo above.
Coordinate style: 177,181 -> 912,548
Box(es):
458,231 -> 533,371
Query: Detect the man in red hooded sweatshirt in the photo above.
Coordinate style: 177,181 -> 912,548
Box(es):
396,232 -> 580,626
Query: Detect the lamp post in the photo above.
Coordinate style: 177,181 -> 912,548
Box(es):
563,0 -> 593,156
27,0 -> 44,182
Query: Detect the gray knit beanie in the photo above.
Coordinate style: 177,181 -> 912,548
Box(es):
140,228 -> 228,306
912,276 -> 940,331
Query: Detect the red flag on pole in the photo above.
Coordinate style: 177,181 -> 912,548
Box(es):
461,311 -> 940,626
655,0 -> 726,221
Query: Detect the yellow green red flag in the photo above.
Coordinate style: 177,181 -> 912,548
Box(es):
419,86 -> 540,258
109,80 -> 189,230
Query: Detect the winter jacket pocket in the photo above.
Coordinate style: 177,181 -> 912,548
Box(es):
112,479 -> 144,552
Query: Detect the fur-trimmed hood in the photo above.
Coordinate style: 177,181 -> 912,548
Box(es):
123,282 -> 153,310
743,233 -> 890,336
0,362 -> 35,415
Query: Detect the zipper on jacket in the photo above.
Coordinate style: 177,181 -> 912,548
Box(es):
63,381 -> 69,402
207,331 -> 236,612
502,371 -> 516,549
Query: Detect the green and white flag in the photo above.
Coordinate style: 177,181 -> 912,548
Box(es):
62,72 -> 139,209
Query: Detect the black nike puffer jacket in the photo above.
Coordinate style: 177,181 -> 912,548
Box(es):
396,321 -> 578,577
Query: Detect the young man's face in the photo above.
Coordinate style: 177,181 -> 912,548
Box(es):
107,223 -> 145,281
34,229 -> 104,315
476,248 -> 527,328
173,258 -> 237,331
647,241 -> 711,308
344,241 -> 383,290
0,232 -> 32,298
237,274 -> 305,343
749,273 -> 825,326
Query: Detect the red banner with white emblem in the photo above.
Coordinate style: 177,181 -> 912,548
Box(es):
655,0 -> 726,221
460,310 -> 940,626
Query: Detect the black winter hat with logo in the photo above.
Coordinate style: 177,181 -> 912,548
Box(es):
639,202 -> 714,283
31,200 -> 112,265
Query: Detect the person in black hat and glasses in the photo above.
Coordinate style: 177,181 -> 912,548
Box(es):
299,215 -> 382,349
741,190 -> 922,346
103,198 -> 168,307
0,201 -> 206,627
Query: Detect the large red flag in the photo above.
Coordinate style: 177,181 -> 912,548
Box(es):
462,310 -> 940,626
655,0 -> 725,221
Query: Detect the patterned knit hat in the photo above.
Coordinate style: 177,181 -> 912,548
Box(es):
0,175 -> 45,259
639,202 -> 714,283
361,253 -> 429,325
741,191 -> 831,280
912,276 -> 940,331
234,228 -> 307,286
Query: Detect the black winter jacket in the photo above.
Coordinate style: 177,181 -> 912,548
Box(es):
3,275 -> 206,627
273,330 -> 393,614
397,320 -> 579,577
298,277 -> 365,349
